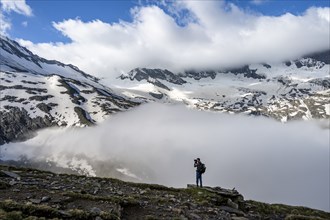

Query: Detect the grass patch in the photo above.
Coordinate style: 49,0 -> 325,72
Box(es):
62,191 -> 138,206
0,200 -> 59,218
185,187 -> 225,206
0,180 -> 10,189
247,200 -> 330,219
0,200 -> 119,220
128,182 -> 180,192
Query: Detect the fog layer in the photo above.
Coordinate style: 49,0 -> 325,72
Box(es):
1,104 -> 329,211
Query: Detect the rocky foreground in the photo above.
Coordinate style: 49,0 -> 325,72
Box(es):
0,164 -> 329,220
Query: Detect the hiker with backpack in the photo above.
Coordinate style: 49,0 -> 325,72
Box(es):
194,158 -> 206,187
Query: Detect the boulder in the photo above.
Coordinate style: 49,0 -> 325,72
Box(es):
1,170 -> 21,180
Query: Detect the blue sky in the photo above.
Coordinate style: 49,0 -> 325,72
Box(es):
2,0 -> 330,43
2,0 -> 136,42
1,0 -> 329,75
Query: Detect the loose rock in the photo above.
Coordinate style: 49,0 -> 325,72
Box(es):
1,170 -> 21,180
41,196 -> 51,202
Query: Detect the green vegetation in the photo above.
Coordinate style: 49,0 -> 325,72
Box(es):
0,200 -> 119,220
0,180 -> 10,189
1,164 -> 329,219
247,200 -> 330,220
0,200 -> 59,219
127,182 -> 180,192
61,191 -> 138,206
185,187 -> 225,206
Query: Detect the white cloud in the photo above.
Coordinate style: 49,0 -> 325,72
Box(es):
251,0 -> 266,5
0,0 -> 33,16
0,11 -> 11,35
0,0 -> 32,35
1,104 -> 329,211
21,20 -> 27,27
316,6 -> 330,22
18,2 -> 330,79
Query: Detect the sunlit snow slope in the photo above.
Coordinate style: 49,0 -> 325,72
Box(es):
0,36 -> 139,144
0,35 -> 329,144
114,53 -> 330,122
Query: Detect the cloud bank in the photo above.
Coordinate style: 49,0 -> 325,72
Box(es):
18,1 -> 330,78
1,104 -> 329,211
0,0 -> 32,35
0,0 -> 32,16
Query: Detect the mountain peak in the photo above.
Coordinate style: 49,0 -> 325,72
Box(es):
0,36 -> 140,145
0,36 -> 98,82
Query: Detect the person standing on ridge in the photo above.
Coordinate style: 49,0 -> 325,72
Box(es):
194,158 -> 205,187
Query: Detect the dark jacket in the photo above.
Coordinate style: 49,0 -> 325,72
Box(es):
194,162 -> 203,173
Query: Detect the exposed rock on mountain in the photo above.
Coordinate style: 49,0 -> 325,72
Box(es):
179,70 -> 217,80
224,65 -> 266,79
0,36 -> 140,145
303,50 -> 330,64
0,106 -> 54,145
120,68 -> 187,90
1,35 -> 329,145
117,50 -> 330,122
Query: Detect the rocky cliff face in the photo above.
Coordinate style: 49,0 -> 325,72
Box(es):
0,106 -> 54,145
0,164 -> 329,219
120,68 -> 187,90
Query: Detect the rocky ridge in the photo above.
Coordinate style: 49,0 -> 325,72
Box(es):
0,36 -> 140,145
120,68 -> 187,90
117,51 -> 330,123
1,35 -> 330,146
0,164 -> 329,220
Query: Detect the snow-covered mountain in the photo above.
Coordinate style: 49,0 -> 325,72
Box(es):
1,36 -> 329,144
0,36 -> 139,145
116,53 -> 330,122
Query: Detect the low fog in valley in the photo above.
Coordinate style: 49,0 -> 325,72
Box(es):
1,103 -> 329,211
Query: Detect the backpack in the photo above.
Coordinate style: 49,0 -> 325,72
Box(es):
200,163 -> 206,174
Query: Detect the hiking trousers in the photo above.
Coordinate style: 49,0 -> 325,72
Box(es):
196,171 -> 202,187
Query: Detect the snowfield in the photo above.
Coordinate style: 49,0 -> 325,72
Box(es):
0,35 -> 329,145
